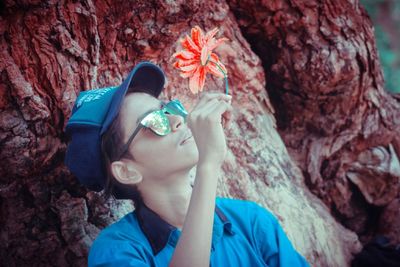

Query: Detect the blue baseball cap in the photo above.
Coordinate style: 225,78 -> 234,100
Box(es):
65,62 -> 165,199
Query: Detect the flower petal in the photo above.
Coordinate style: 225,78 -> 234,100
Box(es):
173,50 -> 196,60
208,37 -> 228,51
175,58 -> 198,67
189,67 -> 206,94
180,64 -> 199,78
173,61 -> 180,69
200,45 -> 210,66
179,63 -> 198,72
210,53 -> 220,62
191,26 -> 204,48
180,69 -> 197,78
204,28 -> 219,44
206,61 -> 225,78
181,35 -> 200,53
189,71 -> 200,94
197,67 -> 207,92
210,53 -> 227,73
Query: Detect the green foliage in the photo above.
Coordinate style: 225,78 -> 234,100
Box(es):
360,0 -> 400,93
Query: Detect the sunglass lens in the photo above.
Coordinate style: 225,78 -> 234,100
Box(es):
165,100 -> 188,118
141,110 -> 171,136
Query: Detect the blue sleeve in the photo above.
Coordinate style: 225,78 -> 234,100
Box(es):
252,203 -> 310,267
88,241 -> 150,267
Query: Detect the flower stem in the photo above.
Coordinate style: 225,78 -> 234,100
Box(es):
209,59 -> 229,95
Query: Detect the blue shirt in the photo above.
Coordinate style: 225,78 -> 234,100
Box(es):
89,198 -> 310,267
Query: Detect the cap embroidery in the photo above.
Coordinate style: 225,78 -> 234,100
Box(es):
76,86 -> 116,108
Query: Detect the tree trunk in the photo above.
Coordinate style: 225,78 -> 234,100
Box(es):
1,0 -> 397,266
227,0 -> 400,244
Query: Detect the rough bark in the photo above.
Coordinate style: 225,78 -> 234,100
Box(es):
227,0 -> 400,244
2,0 -> 397,266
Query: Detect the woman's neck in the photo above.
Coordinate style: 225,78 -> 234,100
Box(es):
139,171 -> 193,229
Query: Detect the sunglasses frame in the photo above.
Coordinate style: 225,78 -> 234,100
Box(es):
117,99 -> 187,159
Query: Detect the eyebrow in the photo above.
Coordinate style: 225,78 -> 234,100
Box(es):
135,101 -> 164,124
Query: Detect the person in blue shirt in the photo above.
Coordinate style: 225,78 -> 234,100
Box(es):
65,62 -> 310,267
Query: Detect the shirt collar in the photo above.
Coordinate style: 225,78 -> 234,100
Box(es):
136,203 -> 234,255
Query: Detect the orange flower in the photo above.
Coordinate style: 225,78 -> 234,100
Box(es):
173,26 -> 228,94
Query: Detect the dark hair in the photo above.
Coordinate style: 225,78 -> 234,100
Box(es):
101,109 -> 143,207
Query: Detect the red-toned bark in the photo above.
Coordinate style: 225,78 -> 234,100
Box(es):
1,0 -> 398,266
228,0 -> 400,243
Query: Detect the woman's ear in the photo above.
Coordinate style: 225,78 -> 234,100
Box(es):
110,160 -> 143,185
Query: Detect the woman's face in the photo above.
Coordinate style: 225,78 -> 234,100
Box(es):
119,92 -> 199,178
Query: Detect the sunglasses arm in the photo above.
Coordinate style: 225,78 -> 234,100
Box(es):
117,124 -> 143,159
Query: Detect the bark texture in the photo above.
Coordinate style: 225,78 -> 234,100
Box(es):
228,0 -> 400,244
1,0 -> 397,266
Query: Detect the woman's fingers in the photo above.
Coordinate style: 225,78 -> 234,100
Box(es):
189,97 -> 231,124
188,102 -> 232,139
205,101 -> 232,124
186,92 -> 234,167
191,92 -> 232,112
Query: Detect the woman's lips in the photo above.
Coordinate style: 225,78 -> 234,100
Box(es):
180,134 -> 193,145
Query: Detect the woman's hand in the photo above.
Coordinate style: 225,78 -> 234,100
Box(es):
187,93 -> 232,168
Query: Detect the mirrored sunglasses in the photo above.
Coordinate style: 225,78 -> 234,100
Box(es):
117,99 -> 188,159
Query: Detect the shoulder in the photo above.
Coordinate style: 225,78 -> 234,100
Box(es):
88,212 -> 151,266
216,197 -> 262,208
91,212 -> 144,243
216,197 -> 274,217
216,197 -> 277,222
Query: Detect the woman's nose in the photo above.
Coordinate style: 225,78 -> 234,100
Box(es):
169,114 -> 184,132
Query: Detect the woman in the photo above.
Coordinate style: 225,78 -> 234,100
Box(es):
65,62 -> 309,267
